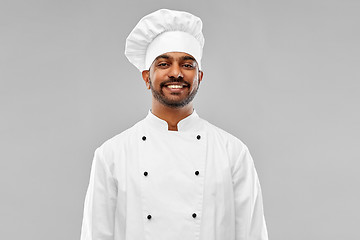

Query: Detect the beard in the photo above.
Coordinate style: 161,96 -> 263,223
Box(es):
149,76 -> 199,109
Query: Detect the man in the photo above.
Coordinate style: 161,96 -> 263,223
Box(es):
80,9 -> 268,240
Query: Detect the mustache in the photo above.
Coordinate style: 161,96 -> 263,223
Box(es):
160,77 -> 189,87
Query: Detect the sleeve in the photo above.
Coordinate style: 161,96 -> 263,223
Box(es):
233,145 -> 269,240
80,147 -> 118,240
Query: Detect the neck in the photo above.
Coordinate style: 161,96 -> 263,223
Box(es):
151,101 -> 194,131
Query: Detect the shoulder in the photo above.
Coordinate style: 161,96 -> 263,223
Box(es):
203,119 -> 248,153
202,119 -> 251,171
202,118 -> 257,178
96,120 -> 143,155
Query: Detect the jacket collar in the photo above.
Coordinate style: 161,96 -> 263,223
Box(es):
144,108 -> 203,132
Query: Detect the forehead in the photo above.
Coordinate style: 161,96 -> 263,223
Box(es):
154,52 -> 196,61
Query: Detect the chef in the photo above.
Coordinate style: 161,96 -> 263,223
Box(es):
80,9 -> 269,240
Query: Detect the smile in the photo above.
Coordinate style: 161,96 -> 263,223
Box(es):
167,85 -> 184,89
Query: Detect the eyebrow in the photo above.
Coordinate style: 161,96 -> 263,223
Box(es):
154,54 -> 170,61
181,56 -> 196,62
154,54 -> 196,62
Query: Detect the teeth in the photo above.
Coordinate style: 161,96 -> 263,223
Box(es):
167,85 -> 183,89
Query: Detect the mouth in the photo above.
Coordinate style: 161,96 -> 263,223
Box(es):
166,84 -> 185,89
163,83 -> 189,92
163,82 -> 189,88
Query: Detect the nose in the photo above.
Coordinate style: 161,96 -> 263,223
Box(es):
168,63 -> 183,79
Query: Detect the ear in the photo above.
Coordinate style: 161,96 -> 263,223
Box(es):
142,70 -> 150,89
198,70 -> 204,84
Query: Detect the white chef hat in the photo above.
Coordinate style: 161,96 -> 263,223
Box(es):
125,9 -> 204,72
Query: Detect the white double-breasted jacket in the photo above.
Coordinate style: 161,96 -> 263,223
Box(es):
80,109 -> 268,240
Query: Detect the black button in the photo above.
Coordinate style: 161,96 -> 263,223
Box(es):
195,171 -> 199,176
144,171 -> 148,176
192,213 -> 197,218
147,215 -> 152,220
142,136 -> 146,141
196,135 -> 201,140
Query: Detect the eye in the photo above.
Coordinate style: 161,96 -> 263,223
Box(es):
183,63 -> 194,69
157,62 -> 169,67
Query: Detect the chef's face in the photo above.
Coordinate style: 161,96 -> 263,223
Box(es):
142,52 -> 203,109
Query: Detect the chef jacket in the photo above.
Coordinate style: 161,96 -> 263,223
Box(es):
80,109 -> 268,240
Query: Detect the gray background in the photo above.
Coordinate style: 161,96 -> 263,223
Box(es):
1,0 -> 359,239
